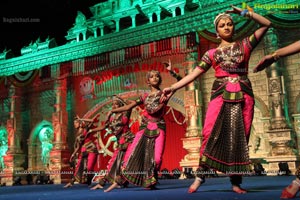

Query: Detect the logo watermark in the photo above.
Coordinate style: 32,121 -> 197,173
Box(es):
254,3 -> 299,11
242,2 -> 299,14
3,17 -> 40,23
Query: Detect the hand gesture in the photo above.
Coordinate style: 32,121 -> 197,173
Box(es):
226,5 -> 242,15
69,153 -> 75,163
164,58 -> 172,71
253,54 -> 274,73
160,87 -> 174,103
107,110 -> 112,118
92,114 -> 100,123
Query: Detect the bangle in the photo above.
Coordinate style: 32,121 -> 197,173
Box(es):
247,11 -> 253,19
241,9 -> 253,19
241,9 -> 248,17
271,52 -> 280,61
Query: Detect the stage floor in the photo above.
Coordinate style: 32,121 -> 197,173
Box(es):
0,175 -> 294,200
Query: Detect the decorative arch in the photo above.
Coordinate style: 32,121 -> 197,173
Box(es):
175,7 -> 181,16
28,120 -> 53,170
78,33 -> 84,41
8,70 -> 38,87
254,95 -> 270,118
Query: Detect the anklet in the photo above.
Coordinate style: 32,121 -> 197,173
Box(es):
195,177 -> 203,182
293,180 -> 300,187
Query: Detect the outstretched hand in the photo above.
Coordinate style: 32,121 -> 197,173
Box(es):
253,54 -> 275,73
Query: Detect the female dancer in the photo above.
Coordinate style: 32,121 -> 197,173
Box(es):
161,5 -> 271,194
254,40 -> 300,199
89,95 -> 135,192
105,70 -> 169,191
64,115 -> 99,188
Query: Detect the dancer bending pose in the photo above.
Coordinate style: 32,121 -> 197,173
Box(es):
90,95 -> 135,192
64,115 -> 98,188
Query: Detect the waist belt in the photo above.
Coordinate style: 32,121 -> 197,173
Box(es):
216,75 -> 248,83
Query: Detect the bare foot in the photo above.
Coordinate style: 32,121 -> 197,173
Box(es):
232,185 -> 247,194
63,182 -> 73,188
281,180 -> 300,198
90,184 -> 103,190
104,182 -> 118,192
188,177 -> 203,193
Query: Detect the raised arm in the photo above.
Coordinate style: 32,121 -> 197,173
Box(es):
170,67 -> 204,91
111,100 -> 137,113
164,59 -> 182,81
161,67 -> 204,103
89,123 -> 107,133
88,112 -> 111,133
273,40 -> 300,58
226,5 -> 271,41
254,40 -> 300,73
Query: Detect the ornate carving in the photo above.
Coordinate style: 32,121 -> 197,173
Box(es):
254,95 -> 270,118
181,137 -> 201,162
1,0 -> 288,76
267,129 -> 295,156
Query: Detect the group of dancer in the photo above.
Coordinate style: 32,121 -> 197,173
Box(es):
64,61 -> 180,191
64,4 -> 300,198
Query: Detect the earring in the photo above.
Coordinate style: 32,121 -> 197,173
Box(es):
216,33 -> 220,39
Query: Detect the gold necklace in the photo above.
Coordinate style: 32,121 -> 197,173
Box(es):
218,42 -> 234,48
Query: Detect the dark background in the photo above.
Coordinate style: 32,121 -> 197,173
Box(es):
0,0 -> 107,56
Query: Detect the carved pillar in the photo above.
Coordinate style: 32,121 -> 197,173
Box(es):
93,29 -> 97,38
2,85 -> 24,186
76,34 -> 79,42
148,13 -> 153,24
115,19 -> 120,32
100,25 -> 104,37
293,114 -> 300,154
172,9 -> 176,17
49,79 -> 70,184
180,6 -> 185,15
259,117 -> 271,155
131,15 -> 136,28
27,141 -> 37,171
179,52 -> 202,176
155,11 -> 161,22
83,31 -> 87,41
263,28 -> 298,173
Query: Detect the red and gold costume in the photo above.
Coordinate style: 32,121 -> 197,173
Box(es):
196,33 -> 259,185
